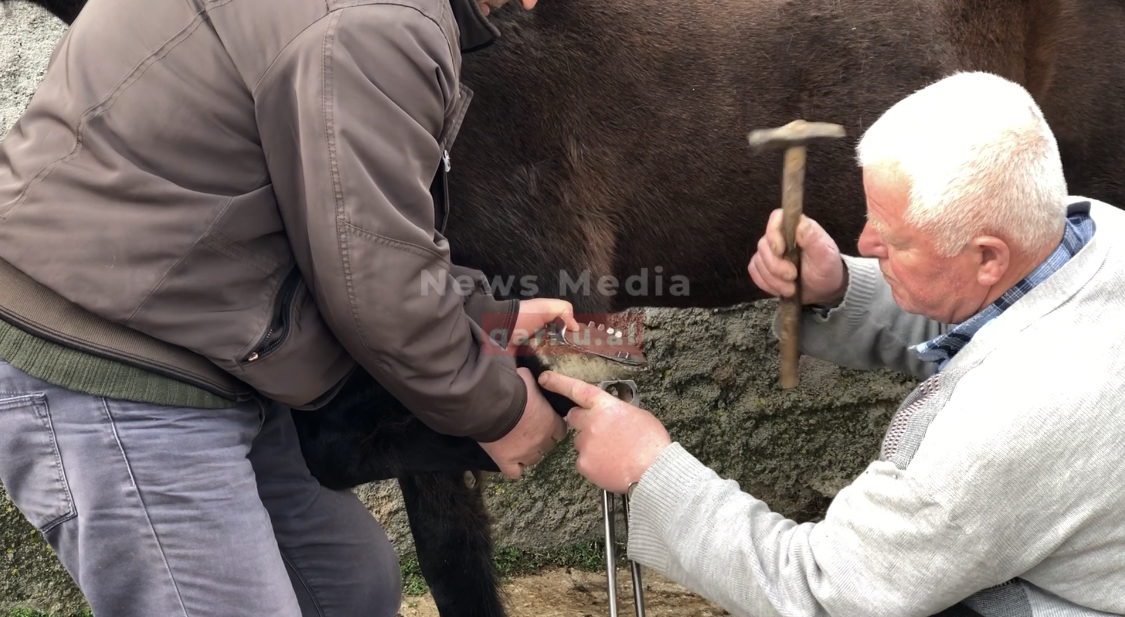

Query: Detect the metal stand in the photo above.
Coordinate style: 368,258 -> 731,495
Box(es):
597,380 -> 646,617
603,489 -> 621,617
622,493 -> 645,617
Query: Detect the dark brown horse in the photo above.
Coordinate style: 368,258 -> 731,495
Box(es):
6,0 -> 1125,614
447,0 -> 1125,316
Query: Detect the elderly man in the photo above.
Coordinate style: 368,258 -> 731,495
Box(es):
538,71 -> 1125,616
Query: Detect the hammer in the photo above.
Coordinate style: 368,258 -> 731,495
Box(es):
747,120 -> 845,389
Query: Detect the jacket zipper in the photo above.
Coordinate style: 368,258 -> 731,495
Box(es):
245,268 -> 302,363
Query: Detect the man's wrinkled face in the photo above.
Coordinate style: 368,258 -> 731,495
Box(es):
475,0 -> 537,16
856,165 -> 986,324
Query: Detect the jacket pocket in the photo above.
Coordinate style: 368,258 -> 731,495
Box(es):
0,391 -> 77,533
429,154 -> 450,236
243,266 -> 303,364
430,82 -> 471,236
227,273 -> 356,408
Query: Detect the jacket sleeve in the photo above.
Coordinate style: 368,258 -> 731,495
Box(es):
773,255 -> 945,380
448,263 -> 520,332
253,5 -> 526,442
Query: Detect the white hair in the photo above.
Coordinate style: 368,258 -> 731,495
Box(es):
855,71 -> 1068,257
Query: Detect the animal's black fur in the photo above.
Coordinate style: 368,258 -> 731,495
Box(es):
291,353 -> 576,492
399,471 -> 505,617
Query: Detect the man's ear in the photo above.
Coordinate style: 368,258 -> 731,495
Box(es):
974,236 -> 1010,286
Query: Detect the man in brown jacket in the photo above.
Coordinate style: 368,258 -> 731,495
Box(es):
0,0 -> 574,612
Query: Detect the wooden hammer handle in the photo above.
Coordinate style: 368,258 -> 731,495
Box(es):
779,145 -> 806,389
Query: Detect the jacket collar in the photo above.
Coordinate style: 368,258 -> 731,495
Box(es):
449,0 -> 500,53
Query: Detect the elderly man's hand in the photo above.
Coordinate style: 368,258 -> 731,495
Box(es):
537,370 -> 671,494
748,208 -> 847,306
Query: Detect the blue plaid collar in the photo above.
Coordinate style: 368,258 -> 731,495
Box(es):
912,206 -> 1095,371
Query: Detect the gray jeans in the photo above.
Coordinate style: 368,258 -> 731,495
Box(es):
0,360 -> 401,616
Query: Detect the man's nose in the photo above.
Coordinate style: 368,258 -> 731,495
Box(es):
857,222 -> 885,258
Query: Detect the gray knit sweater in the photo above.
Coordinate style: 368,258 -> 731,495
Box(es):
626,198 -> 1125,617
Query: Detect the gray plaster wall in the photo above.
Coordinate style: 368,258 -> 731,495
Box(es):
0,3 -> 918,613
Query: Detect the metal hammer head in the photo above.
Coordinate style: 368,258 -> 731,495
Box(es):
747,119 -> 846,152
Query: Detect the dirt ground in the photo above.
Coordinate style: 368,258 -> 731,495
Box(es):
397,567 -> 730,617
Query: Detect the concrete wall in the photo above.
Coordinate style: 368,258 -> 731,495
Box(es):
0,3 -> 917,613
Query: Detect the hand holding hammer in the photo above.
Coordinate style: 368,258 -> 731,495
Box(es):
748,120 -> 845,389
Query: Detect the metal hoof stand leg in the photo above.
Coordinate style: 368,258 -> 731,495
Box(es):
597,380 -> 646,617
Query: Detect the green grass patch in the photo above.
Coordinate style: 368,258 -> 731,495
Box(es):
399,538 -> 625,597
398,553 -> 429,597
2,542 -> 623,607
0,610 -> 91,617
492,539 -> 618,579
3,542 -> 624,606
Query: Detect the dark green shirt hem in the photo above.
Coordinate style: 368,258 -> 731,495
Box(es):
0,318 -> 235,409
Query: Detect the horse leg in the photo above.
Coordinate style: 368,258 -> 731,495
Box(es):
292,356 -> 576,617
399,471 -> 506,617
296,403 -> 507,617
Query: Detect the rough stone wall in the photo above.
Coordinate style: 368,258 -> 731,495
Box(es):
1,0 -> 65,134
0,3 -> 918,613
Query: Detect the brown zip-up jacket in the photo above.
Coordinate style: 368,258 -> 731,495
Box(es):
0,0 -> 527,441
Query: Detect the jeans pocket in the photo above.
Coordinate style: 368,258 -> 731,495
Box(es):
0,393 -> 76,532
